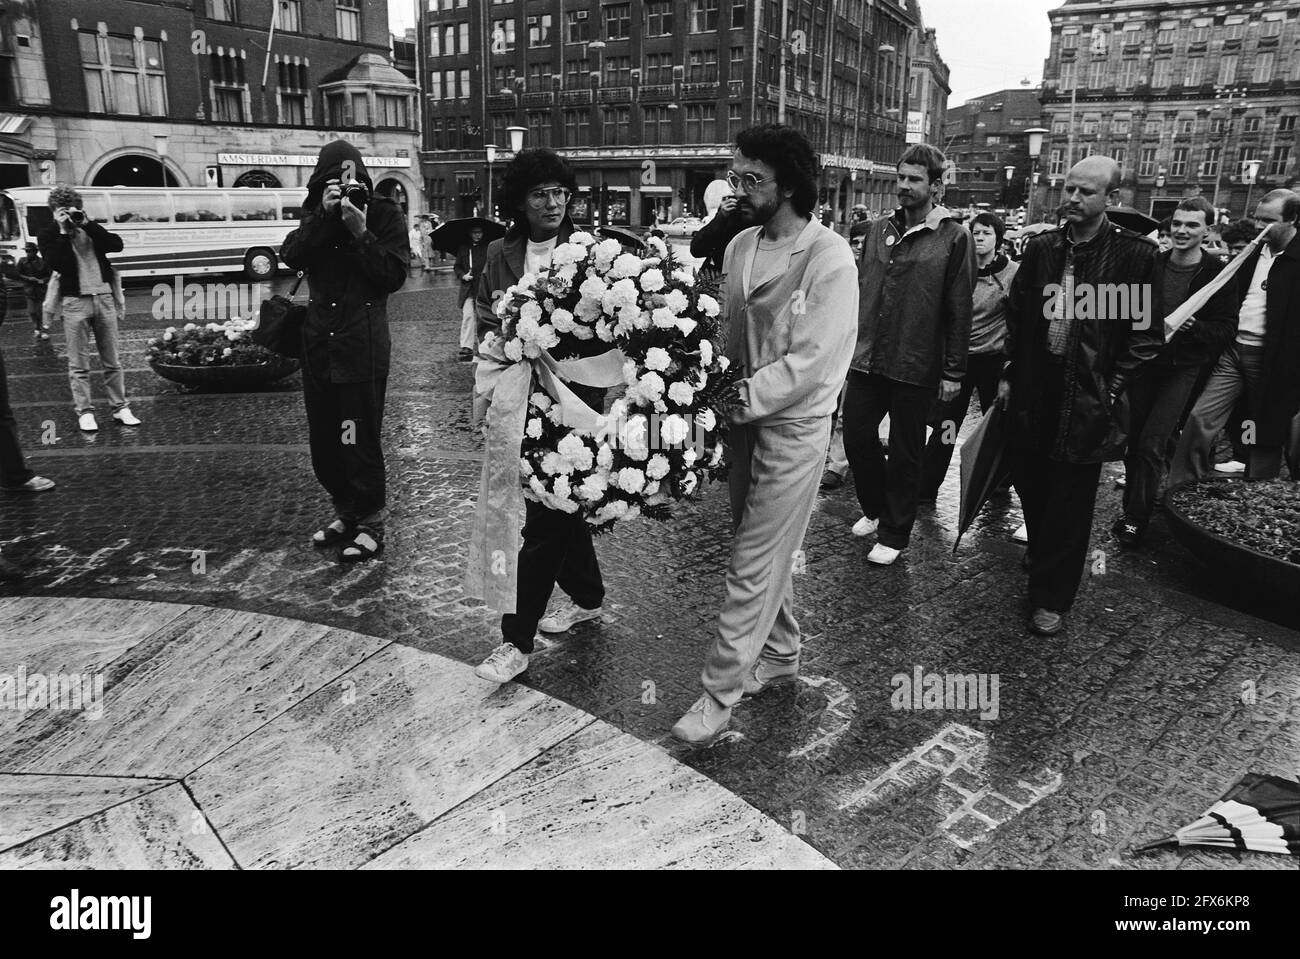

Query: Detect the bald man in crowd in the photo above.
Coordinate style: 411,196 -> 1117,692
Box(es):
998,156 -> 1163,636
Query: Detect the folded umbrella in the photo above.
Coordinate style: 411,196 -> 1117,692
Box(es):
952,403 -> 1013,553
1106,205 -> 1159,235
429,217 -> 507,255
1137,772 -> 1300,856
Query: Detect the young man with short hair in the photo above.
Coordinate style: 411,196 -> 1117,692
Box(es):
843,143 -> 976,566
1113,196 -> 1239,546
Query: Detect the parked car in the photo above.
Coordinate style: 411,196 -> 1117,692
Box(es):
661,216 -> 703,238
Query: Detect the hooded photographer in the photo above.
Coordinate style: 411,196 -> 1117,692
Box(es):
281,140 -> 409,562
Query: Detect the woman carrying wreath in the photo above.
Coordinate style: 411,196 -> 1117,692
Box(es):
473,149 -> 609,684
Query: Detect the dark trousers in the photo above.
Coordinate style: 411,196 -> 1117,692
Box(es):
302,373 -> 387,528
843,370 -> 934,549
920,352 -> 1004,497
1012,450 -> 1103,613
0,346 -> 35,488
501,499 -> 604,653
1122,363 -> 1202,523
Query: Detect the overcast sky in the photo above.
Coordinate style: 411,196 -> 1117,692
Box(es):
386,0 -> 1059,107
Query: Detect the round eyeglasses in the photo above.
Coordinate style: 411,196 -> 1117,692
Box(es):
527,187 -> 572,207
726,171 -> 776,193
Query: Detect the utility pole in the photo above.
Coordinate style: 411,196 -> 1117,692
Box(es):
778,0 -> 789,123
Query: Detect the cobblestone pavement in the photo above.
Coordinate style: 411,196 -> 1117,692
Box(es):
2,265 -> 1297,869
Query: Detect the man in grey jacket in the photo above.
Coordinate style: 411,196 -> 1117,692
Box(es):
672,125 -> 859,745
843,144 -> 976,565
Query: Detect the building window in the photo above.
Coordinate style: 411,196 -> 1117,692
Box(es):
1152,58 -> 1171,88
1253,52 -> 1274,84
1279,115 -> 1297,133
645,52 -> 672,84
732,1 -> 747,29
1201,146 -> 1221,178
1081,119 -> 1098,136
604,4 -> 631,39
690,0 -> 720,33
442,69 -> 455,99
728,102 -> 742,137
528,111 -> 552,146
1155,26 -> 1174,45
1243,116 -> 1261,134
277,0 -> 302,33
527,63 -> 548,90
1061,30 -> 1078,51
80,32 -> 168,117
643,105 -> 670,143
1177,117 -> 1194,135
376,94 -> 407,127
206,0 -> 238,20
1088,58 -> 1105,88
1117,58 -> 1136,90
429,72 -> 441,100
1223,19 -> 1244,42
1217,55 -> 1238,86
685,102 -> 715,140
1144,116 -> 1162,136
646,1 -> 673,36
491,19 -> 516,52
428,27 -> 439,57
688,49 -> 718,82
277,59 -> 309,125
1051,118 -> 1067,135
1170,147 -> 1188,178
1138,147 -> 1157,177
603,55 -> 631,87
1262,17 -> 1282,39
459,22 -> 469,52
602,105 -> 629,143
1112,116 -> 1130,135
1210,116 -> 1226,135
566,10 -> 589,43
1269,146 -> 1290,177
460,68 -> 470,99
730,45 -> 744,80
1048,148 -> 1064,176
565,58 -> 590,88
336,0 -> 360,42
1184,57 -> 1203,87
563,109 -> 590,146
1111,146 -> 1126,173
528,15 -> 552,46
985,135 -> 1003,145
1059,61 -> 1075,91
1190,22 -> 1209,44
215,87 -> 245,122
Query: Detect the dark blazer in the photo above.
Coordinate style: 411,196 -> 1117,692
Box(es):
280,198 -> 409,383
454,243 -> 487,307
1004,216 -> 1163,463
37,221 -> 123,297
1234,235 -> 1300,447
1149,250 -> 1240,369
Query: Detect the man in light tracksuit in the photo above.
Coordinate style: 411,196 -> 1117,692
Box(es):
672,125 -> 859,745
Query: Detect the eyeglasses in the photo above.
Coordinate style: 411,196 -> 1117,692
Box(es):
726,170 -> 776,193
527,187 -> 572,207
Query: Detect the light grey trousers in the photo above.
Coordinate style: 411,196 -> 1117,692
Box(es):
702,416 -> 831,708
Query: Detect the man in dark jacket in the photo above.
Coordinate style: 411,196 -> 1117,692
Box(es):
844,143 -> 976,565
1170,189 -> 1300,484
38,185 -> 138,432
473,149 -> 607,686
999,156 -> 1162,635
1113,197 -> 1239,546
16,243 -> 50,339
455,225 -> 488,361
280,140 -> 409,562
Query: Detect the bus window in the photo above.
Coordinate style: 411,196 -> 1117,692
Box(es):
0,195 -> 18,241
280,193 -> 305,221
80,193 -> 111,224
25,206 -> 53,239
173,193 -> 229,222
229,192 -> 277,221
111,193 -> 172,223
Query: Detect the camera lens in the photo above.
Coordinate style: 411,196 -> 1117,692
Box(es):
69,210 -> 86,224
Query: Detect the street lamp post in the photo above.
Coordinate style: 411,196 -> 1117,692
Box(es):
1004,164 -> 1016,208
153,133 -> 169,188
1024,127 -> 1047,224
484,143 -> 497,220
1242,158 -> 1263,218
1212,85 -> 1249,219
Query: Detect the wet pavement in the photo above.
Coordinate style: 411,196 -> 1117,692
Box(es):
1,261 -> 1297,869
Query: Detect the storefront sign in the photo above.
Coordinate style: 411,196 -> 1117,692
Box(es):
217,153 -> 411,168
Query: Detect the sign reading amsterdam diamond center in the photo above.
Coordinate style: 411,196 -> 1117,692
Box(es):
216,153 -> 412,168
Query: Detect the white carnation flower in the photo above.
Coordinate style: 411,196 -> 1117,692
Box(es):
523,340 -> 542,359
709,444 -> 724,467
579,275 -> 608,299
643,480 -> 660,497
644,347 -> 671,372
575,298 -> 603,323
672,268 -> 695,287
519,300 -> 543,324
525,417 -> 543,439
616,467 -> 646,495
596,443 -> 614,469
569,230 -> 596,246
675,316 -> 698,337
646,454 -> 671,480
535,324 -> 560,350
521,456 -> 535,475
696,294 -> 721,317
611,252 -> 645,279
570,323 -> 596,339
579,473 -> 609,501
551,309 -> 576,333
557,433 -> 594,472
540,451 -> 564,476
660,414 -> 689,447
699,339 -> 714,367
553,475 -> 572,501
639,268 -> 666,293
647,236 -> 669,257
682,447 -> 699,466
518,272 -> 538,289
717,354 -> 731,371
528,476 -> 548,496
553,242 -> 587,267
651,307 -> 678,329
681,471 -> 698,494
638,371 -> 665,402
595,320 -> 615,342
664,289 -> 689,314
504,339 -> 524,362
619,414 -> 651,460
668,381 -> 695,406
696,408 -> 717,432
623,359 -> 640,385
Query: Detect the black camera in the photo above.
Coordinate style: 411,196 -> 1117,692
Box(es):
342,180 -> 369,209
68,209 -> 87,225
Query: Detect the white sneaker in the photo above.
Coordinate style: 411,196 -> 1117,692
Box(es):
1012,523 -> 1029,544
474,643 -> 529,684
78,412 -> 98,432
852,516 -> 879,537
538,598 -> 602,634
867,543 -> 902,565
112,407 -> 141,426
1213,460 -> 1246,474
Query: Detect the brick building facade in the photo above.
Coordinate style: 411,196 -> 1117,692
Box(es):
907,8 -> 949,152
0,0 -> 420,213
1037,0 -> 1300,221
944,86 -> 1045,211
418,0 -> 920,227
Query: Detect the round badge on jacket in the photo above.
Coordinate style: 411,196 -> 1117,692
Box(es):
885,235 -> 896,247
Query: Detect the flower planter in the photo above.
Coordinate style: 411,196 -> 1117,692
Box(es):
148,356 -> 300,390
1164,477 -> 1300,594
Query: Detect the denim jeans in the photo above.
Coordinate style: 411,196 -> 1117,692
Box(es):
61,294 -> 126,414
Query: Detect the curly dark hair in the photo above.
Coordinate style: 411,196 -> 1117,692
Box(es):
498,148 -> 578,221
733,124 -> 818,217
1218,218 -> 1256,247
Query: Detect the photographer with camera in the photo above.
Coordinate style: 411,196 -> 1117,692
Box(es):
281,140 -> 409,563
37,185 -> 139,432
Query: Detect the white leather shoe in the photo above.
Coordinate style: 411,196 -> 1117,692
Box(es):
867,543 -> 901,565
112,407 -> 141,426
78,412 -> 98,432
852,516 -> 879,537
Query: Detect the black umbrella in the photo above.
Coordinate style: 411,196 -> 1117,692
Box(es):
596,225 -> 648,253
1107,206 -> 1159,235
952,403 -> 1013,553
1137,772 -> 1300,856
429,217 -> 506,255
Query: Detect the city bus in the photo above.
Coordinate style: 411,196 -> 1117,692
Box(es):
0,186 -> 308,281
